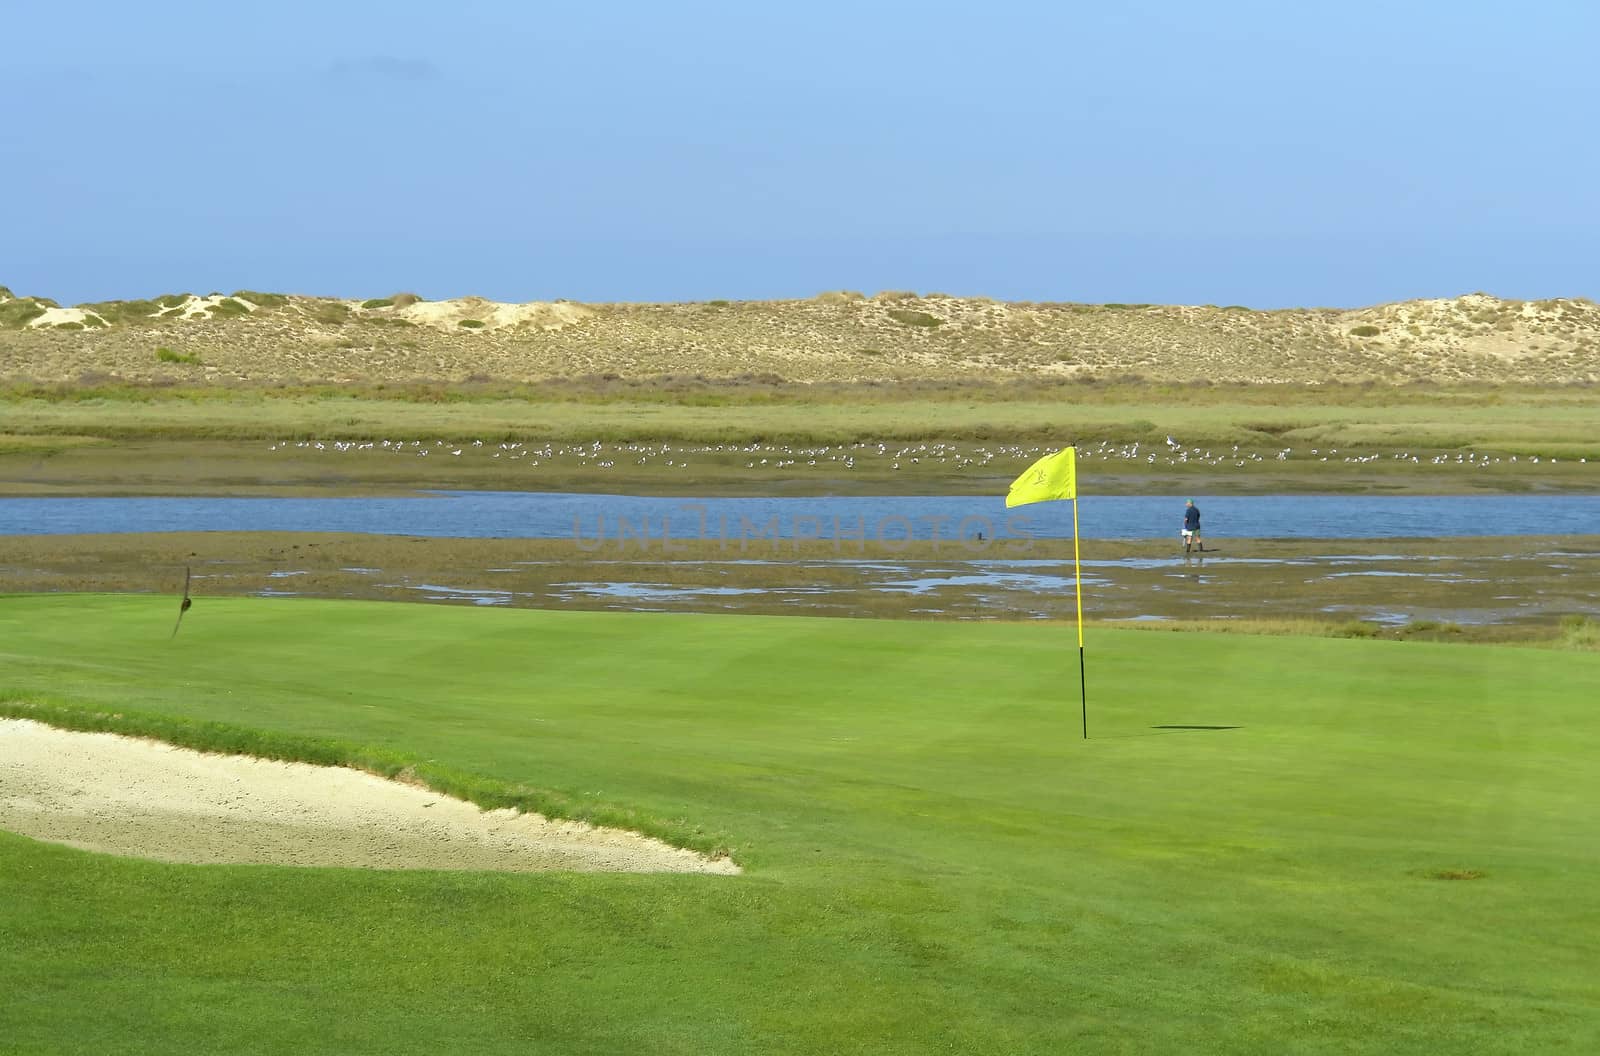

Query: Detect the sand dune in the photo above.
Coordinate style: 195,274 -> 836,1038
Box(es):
3,287 -> 1597,383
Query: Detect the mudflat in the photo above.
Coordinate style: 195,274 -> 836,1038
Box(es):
5,531 -> 1596,635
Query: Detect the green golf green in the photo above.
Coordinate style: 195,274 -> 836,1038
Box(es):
2,594 -> 1596,1054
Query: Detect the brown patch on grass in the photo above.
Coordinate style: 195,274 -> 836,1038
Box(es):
1424,869 -> 1486,881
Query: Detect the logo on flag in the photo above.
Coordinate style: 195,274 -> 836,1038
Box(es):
1006,447 -> 1077,508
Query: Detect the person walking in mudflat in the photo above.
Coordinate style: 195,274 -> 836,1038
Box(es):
1182,500 -> 1203,553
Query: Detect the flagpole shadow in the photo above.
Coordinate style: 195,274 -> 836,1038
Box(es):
1076,725 -> 1244,741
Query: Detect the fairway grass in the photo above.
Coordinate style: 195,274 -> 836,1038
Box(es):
2,595 -> 1598,1054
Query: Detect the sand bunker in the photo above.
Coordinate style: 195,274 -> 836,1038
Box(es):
0,719 -> 737,874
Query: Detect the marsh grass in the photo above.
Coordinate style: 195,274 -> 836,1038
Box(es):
0,375 -> 1579,408
1117,617 -> 1547,647
0,378 -> 1597,454
0,433 -> 103,455
1557,614 -> 1600,650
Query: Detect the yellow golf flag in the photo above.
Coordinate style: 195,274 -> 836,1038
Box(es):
1006,447 -> 1076,507
1001,444 -> 1090,735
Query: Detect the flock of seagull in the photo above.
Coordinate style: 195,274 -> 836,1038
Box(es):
261,438 -> 1588,473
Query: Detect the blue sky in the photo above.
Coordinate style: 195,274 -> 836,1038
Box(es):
7,1 -> 1597,307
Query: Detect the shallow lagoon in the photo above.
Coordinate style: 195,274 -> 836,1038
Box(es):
6,491 -> 1600,539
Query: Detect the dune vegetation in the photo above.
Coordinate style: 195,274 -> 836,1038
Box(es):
2,286 -> 1598,386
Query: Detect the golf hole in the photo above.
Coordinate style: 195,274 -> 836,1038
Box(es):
0,719 -> 738,875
